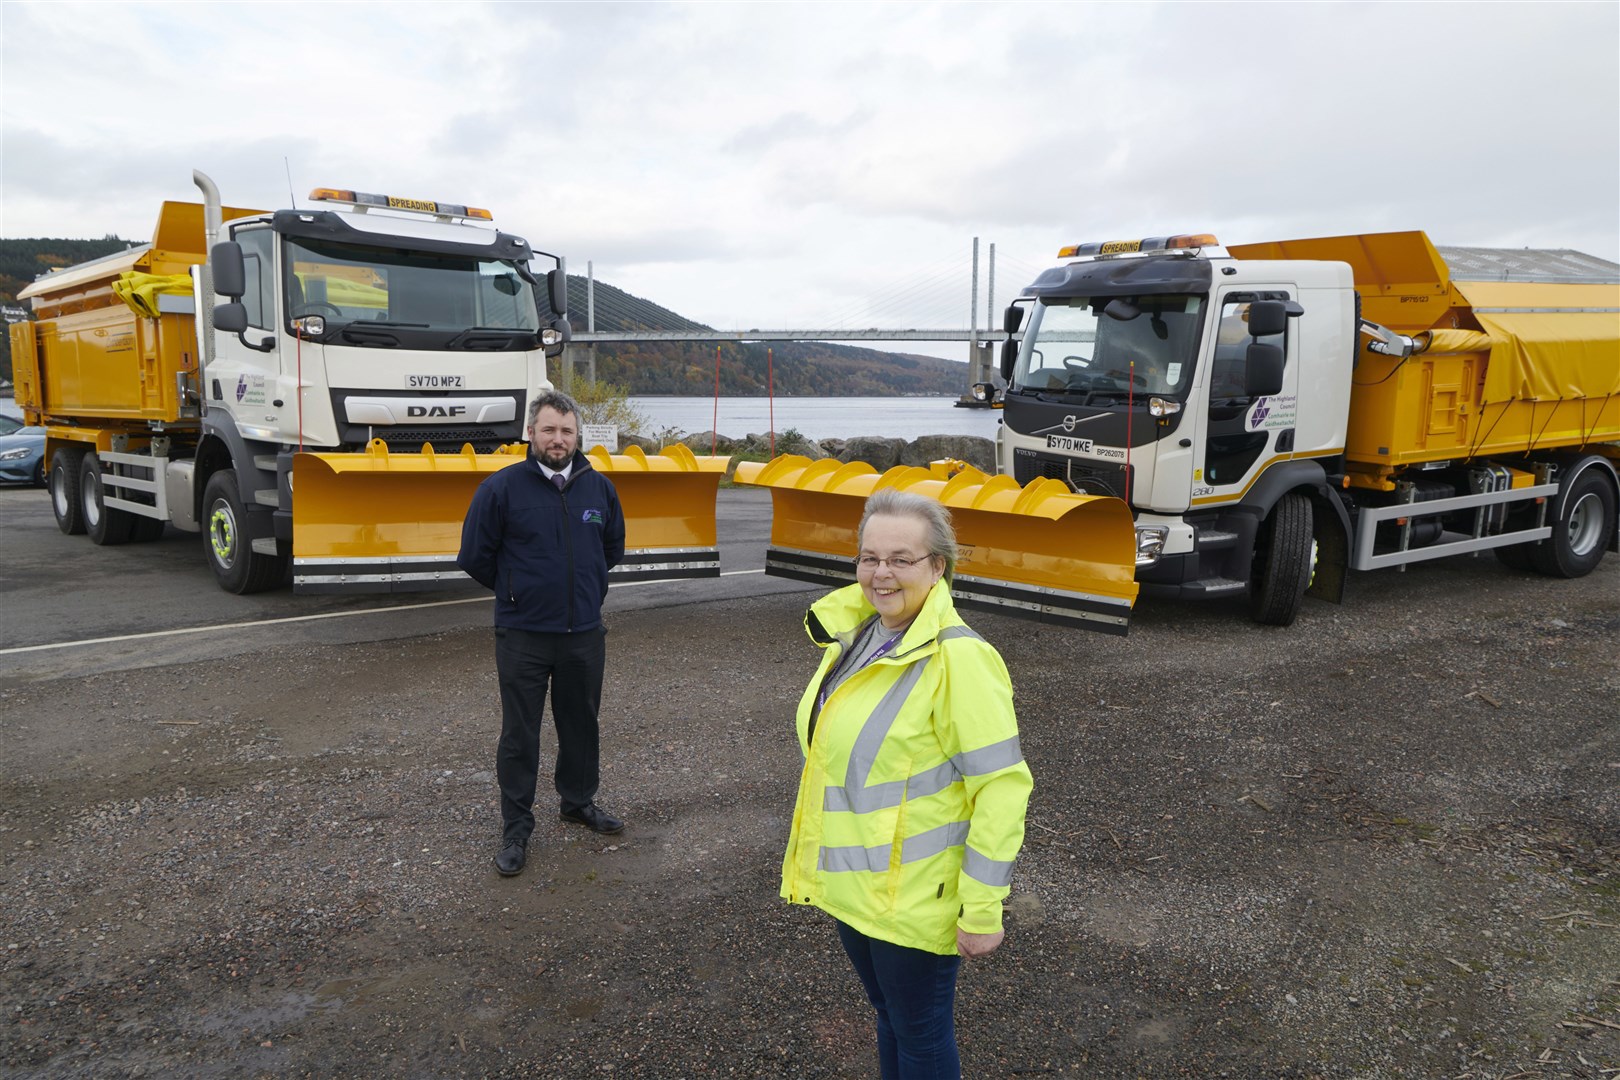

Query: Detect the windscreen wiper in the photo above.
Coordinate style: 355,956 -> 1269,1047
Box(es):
445,327 -> 537,351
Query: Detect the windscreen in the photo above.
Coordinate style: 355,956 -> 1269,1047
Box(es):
1013,294 -> 1204,402
284,236 -> 541,343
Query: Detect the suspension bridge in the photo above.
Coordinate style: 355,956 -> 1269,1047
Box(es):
557,240 -> 1046,395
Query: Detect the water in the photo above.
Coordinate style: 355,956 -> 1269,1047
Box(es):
627,396 -> 1001,442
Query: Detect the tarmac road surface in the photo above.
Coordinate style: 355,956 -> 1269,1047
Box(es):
0,486 -> 817,685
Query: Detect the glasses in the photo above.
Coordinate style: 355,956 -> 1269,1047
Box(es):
854,553 -> 933,573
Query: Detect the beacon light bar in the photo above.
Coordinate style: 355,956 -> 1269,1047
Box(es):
1058,233 -> 1220,258
308,187 -> 493,221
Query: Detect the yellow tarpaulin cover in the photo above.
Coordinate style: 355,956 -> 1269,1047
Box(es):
1453,281 -> 1620,404
111,271 -> 193,318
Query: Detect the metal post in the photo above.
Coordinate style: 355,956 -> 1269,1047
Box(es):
586,261 -> 598,384
986,243 -> 996,386
964,237 -> 980,401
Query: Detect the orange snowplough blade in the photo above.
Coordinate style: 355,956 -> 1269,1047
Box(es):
291,440 -> 728,593
733,456 -> 1139,634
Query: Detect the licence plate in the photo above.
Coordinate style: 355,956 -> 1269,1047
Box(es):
1046,435 -> 1093,452
406,375 -> 465,389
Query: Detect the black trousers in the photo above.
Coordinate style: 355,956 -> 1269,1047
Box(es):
494,625 -> 606,843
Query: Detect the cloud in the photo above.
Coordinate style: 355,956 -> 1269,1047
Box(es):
3,0 -> 1614,335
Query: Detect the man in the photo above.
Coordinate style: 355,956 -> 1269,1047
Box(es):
458,390 -> 627,878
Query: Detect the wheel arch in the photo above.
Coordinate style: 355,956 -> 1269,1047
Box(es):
1552,453 -> 1620,555
1233,459 -> 1352,603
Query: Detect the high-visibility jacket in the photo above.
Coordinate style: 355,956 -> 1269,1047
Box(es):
780,579 -> 1032,955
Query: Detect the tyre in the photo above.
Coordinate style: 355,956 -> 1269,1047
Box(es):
202,470 -> 287,594
130,515 -> 167,542
1249,493 -> 1315,626
49,447 -> 87,535
31,458 -> 46,488
1493,542 -> 1535,571
81,454 -> 135,546
1530,467 -> 1616,579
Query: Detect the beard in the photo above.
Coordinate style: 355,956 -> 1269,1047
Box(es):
537,444 -> 574,470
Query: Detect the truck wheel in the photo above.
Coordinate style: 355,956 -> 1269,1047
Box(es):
202,470 -> 287,594
130,516 -> 167,542
81,454 -> 135,546
50,448 -> 88,535
1530,468 -> 1616,579
1249,493 -> 1314,626
1493,542 -> 1535,571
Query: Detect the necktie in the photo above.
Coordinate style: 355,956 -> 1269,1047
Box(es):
552,473 -> 566,492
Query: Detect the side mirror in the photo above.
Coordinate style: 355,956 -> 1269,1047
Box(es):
1247,300 -> 1288,337
214,301 -> 275,353
211,242 -> 246,299
543,316 -> 570,358
1246,342 -> 1284,396
214,302 -> 248,332
548,268 -> 568,319
1000,338 -> 1017,381
1002,304 -> 1024,335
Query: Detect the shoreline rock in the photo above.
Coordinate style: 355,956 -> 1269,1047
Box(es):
620,430 -> 995,476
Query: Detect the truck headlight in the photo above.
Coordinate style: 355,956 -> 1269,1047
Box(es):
1134,525 -> 1168,566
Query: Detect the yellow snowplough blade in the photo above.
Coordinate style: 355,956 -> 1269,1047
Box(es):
585,442 -> 729,582
291,440 -> 729,593
733,455 -> 1140,634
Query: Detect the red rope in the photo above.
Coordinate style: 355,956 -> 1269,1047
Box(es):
1124,359 -> 1133,504
711,344 -> 720,456
296,324 -> 304,452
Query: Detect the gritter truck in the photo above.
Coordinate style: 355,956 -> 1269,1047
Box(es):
10,171 -> 726,595
989,230 -> 1619,625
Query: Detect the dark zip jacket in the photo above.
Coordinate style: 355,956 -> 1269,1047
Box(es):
457,449 -> 625,633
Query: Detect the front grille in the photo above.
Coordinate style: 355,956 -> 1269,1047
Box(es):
1013,448 -> 1131,498
377,426 -> 504,449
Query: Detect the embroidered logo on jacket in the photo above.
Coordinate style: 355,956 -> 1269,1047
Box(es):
581,508 -> 605,526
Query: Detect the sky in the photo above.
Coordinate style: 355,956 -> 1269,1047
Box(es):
3,0 -> 1617,358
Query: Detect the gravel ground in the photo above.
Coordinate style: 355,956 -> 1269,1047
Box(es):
1,553 -> 1616,1078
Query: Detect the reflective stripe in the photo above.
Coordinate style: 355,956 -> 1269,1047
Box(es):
819,820 -> 973,874
962,845 -> 1016,887
901,819 -> 970,863
843,658 -> 932,789
936,625 -> 983,645
952,735 -> 1024,777
820,842 -> 891,874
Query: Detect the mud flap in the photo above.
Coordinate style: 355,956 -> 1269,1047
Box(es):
291,440 -> 729,593
734,456 -> 1139,634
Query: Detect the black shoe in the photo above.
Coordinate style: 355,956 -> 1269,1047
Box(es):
559,803 -> 624,835
494,840 -> 527,876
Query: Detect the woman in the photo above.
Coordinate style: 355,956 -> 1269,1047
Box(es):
781,488 -> 1032,1079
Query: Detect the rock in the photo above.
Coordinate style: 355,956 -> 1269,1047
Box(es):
839,436 -> 907,472
673,431 -> 740,455
901,434 -> 996,472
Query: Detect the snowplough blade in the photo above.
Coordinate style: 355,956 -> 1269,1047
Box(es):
733,456 -> 1139,634
291,440 -> 728,593
585,442 -> 728,582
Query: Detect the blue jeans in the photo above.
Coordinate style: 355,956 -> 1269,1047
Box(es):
836,920 -> 962,1080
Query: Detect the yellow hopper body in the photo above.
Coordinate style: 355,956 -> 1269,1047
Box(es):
734,455 -> 1139,634
292,441 -> 728,593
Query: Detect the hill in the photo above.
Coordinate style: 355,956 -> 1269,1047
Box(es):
0,240 -> 972,397
2,237 -> 137,382
562,275 -> 969,396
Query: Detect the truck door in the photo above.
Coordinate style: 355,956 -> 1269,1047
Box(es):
205,223 -> 286,430
1194,288 -> 1298,503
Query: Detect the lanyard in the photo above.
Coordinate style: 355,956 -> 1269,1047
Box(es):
816,621 -> 904,715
